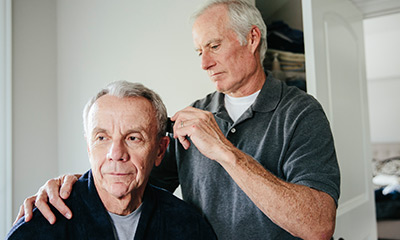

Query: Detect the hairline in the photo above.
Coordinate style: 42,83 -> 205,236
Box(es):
191,0 -> 267,64
83,81 -> 167,140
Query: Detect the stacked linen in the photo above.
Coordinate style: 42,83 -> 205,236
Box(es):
264,21 -> 306,91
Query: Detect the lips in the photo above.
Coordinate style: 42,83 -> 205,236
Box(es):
209,71 -> 226,81
107,172 -> 133,176
210,72 -> 222,77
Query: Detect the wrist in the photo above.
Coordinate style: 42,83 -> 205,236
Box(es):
216,143 -> 245,167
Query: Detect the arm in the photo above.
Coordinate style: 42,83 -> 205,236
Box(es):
171,106 -> 337,240
218,148 -> 336,239
14,174 -> 81,225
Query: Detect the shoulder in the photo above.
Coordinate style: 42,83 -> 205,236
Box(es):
7,180 -> 89,240
69,171 -> 90,197
191,91 -> 220,110
7,207 -> 67,239
7,173 -> 92,239
271,83 -> 329,128
252,74 -> 325,119
276,85 -> 334,138
281,84 -> 323,112
148,185 -> 216,239
150,185 -> 200,215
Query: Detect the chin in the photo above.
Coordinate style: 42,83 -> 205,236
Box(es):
107,184 -> 132,199
214,82 -> 227,93
214,79 -> 234,93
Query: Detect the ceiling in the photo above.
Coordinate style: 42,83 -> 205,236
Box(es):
256,0 -> 400,19
350,0 -> 400,18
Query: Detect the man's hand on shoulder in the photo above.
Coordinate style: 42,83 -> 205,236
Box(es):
14,174 -> 80,225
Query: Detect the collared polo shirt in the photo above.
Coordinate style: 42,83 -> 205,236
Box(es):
151,73 -> 340,240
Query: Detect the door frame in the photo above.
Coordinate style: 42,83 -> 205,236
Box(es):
0,0 -> 13,236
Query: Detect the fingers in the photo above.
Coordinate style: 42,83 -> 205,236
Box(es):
35,188 -> 57,224
22,196 -> 36,222
14,174 -> 78,226
171,107 -> 231,162
13,205 -> 24,225
171,106 -> 202,122
177,135 -> 191,150
13,195 -> 36,225
172,107 -> 215,134
172,109 -> 206,145
171,107 -> 193,149
35,176 -> 74,224
46,177 -> 73,221
60,174 -> 78,199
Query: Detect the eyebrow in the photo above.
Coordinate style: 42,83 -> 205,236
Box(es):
195,38 -> 222,52
91,127 -> 107,136
91,127 -> 145,137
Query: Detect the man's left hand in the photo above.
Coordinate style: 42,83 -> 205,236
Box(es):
171,106 -> 233,163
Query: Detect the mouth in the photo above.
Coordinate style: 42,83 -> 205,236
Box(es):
107,172 -> 133,176
209,71 -> 223,78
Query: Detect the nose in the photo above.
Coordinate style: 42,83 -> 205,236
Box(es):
107,140 -> 129,162
201,51 -> 216,70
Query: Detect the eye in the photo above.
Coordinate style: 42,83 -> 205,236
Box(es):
127,134 -> 142,142
96,135 -> 107,141
128,136 -> 137,141
211,44 -> 220,50
92,134 -> 108,144
126,134 -> 144,147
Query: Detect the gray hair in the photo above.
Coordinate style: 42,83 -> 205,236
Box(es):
83,81 -> 168,139
192,0 -> 267,64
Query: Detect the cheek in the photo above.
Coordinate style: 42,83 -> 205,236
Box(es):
221,55 -> 242,77
129,151 -> 156,177
89,146 -> 108,172
130,157 -> 147,176
226,44 -> 248,65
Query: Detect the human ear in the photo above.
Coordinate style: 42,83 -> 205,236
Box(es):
247,26 -> 261,54
154,136 -> 170,167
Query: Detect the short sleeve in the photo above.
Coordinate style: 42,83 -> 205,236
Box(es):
283,109 -> 341,205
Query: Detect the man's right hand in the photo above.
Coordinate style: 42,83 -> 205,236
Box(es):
14,174 -> 80,225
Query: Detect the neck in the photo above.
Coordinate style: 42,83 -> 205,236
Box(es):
227,69 -> 265,98
225,54 -> 266,98
97,185 -> 146,216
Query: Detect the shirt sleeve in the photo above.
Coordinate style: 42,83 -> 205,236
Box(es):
283,108 -> 341,205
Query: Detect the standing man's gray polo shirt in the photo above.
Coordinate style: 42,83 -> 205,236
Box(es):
151,73 -> 340,240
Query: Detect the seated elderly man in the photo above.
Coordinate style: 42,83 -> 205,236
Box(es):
7,81 -> 216,240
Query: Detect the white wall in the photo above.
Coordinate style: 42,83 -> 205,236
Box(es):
56,0 -> 214,174
12,0 -> 58,223
1,0 -> 12,237
364,12 -> 400,143
9,0 -> 215,227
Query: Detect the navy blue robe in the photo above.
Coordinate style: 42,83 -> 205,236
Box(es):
7,170 -> 216,240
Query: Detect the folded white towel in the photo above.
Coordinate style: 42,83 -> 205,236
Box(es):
373,174 -> 399,186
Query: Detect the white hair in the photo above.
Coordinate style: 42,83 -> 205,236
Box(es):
83,81 -> 168,139
192,0 -> 267,64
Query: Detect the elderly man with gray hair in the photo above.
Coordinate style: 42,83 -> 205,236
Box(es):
8,81 -> 216,240
17,0 -> 340,239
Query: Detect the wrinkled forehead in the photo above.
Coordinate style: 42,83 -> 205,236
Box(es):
193,5 -> 229,31
88,95 -> 157,132
192,6 -> 233,47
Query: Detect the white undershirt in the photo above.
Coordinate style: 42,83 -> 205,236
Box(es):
224,90 -> 260,122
